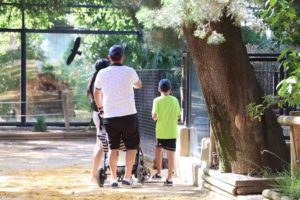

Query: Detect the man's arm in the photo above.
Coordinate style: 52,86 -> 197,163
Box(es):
94,88 -> 103,111
133,79 -> 142,89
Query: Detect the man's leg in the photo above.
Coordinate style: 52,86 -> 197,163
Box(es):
103,117 -> 121,187
109,149 -> 119,180
124,149 -> 137,179
120,114 -> 142,187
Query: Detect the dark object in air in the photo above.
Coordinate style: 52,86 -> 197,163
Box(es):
66,37 -> 82,65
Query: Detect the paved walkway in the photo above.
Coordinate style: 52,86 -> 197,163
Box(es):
0,128 -> 264,200
0,135 -> 232,200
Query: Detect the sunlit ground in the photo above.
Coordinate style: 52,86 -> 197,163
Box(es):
0,139 -> 225,200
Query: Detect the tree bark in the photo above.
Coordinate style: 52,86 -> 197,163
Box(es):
183,15 -> 289,174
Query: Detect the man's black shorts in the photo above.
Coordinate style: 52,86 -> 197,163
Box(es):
103,114 -> 140,150
156,138 -> 176,151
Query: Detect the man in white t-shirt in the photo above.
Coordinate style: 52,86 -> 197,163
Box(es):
94,45 -> 142,188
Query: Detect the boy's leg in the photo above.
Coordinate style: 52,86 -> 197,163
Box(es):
155,146 -> 163,175
166,150 -> 175,180
162,139 -> 176,186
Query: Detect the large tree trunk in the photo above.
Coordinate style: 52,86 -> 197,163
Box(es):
183,15 -> 289,174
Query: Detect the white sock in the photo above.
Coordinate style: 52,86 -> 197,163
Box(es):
111,178 -> 118,183
123,177 -> 131,181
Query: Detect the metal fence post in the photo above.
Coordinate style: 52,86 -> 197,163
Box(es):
62,93 -> 70,131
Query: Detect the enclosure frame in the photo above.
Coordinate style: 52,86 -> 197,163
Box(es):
0,2 -> 139,126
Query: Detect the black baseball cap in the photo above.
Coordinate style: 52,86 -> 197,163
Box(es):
95,58 -> 110,71
108,45 -> 124,58
159,79 -> 172,92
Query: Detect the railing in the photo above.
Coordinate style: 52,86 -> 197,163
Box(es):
0,93 -> 80,129
278,111 -> 300,178
249,53 -> 298,115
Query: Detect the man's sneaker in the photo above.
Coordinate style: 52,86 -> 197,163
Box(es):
110,180 -> 119,189
121,178 -> 142,188
163,179 -> 173,186
152,173 -> 162,180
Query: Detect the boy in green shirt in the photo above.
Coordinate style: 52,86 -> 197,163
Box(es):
151,79 -> 181,186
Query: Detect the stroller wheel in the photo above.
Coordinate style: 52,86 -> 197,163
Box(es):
97,168 -> 106,187
136,165 -> 151,183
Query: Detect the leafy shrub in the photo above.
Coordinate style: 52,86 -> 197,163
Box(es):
33,116 -> 47,132
274,169 -> 300,199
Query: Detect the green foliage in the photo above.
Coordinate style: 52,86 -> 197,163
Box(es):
0,0 -> 137,30
262,0 -> 300,46
248,0 -> 300,121
136,0 -> 258,44
241,26 -> 274,49
273,169 -> 300,199
247,103 -> 265,122
0,0 -> 183,118
246,95 -> 285,121
33,116 -> 47,132
0,0 -> 72,29
276,49 -> 300,107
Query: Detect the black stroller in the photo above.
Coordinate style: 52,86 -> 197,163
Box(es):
96,147 -> 151,187
96,117 -> 151,187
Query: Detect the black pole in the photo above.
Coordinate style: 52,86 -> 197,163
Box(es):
20,1 -> 26,125
273,71 -> 278,96
182,51 -> 190,127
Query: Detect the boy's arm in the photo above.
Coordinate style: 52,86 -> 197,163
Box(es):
152,98 -> 158,121
152,113 -> 158,121
177,99 -> 181,123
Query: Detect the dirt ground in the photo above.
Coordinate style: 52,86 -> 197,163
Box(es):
0,139 -> 226,200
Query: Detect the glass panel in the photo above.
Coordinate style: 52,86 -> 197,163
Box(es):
0,32 -> 21,123
26,33 -> 136,123
189,64 -> 210,159
0,6 -> 22,29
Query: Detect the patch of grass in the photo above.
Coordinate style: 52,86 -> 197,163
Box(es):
273,169 -> 300,199
33,116 -> 47,132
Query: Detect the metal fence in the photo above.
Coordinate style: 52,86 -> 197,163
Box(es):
132,54 -> 292,159
249,53 -> 280,95
249,53 -> 298,115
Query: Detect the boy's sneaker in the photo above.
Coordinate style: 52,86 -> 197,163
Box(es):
121,178 -> 142,188
152,173 -> 162,180
110,180 -> 119,189
163,179 -> 173,186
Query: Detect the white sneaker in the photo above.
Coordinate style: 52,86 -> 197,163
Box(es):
121,178 -> 142,188
110,180 -> 119,189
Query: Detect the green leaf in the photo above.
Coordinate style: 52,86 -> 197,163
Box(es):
277,48 -> 289,61
270,0 -> 277,7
